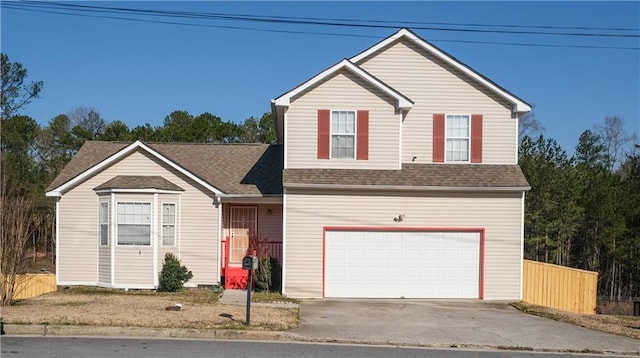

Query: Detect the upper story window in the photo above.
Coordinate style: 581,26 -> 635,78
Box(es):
117,202 -> 151,246
331,110 -> 356,159
162,203 -> 176,246
433,113 -> 482,163
318,109 -> 368,161
446,114 -> 470,162
99,202 -> 110,246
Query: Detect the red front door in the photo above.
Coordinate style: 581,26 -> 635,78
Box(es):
224,206 -> 257,289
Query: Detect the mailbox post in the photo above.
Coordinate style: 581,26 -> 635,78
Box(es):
242,255 -> 258,325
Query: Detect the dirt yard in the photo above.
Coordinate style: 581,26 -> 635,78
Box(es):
2,288 -> 298,331
513,302 -> 640,340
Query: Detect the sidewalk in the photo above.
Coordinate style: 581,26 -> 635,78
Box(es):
218,289 -> 299,308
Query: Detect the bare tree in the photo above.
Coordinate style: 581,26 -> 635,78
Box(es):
67,106 -> 106,141
595,116 -> 638,170
518,107 -> 545,141
0,178 -> 38,306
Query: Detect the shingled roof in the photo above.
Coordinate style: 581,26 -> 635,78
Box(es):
283,164 -> 529,190
94,175 -> 184,192
47,141 -> 283,196
49,141 -> 528,197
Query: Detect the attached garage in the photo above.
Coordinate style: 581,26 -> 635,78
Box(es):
324,228 -> 484,299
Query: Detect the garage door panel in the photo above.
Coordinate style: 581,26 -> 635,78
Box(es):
325,230 -> 480,298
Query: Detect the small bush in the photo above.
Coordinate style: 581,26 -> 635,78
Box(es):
255,256 -> 282,292
255,256 -> 272,292
158,253 -> 193,292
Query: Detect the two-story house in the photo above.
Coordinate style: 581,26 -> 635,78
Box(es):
46,28 -> 530,300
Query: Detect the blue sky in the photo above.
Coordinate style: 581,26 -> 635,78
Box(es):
2,1 -> 638,153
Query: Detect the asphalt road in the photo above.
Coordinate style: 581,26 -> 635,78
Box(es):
0,337 -> 627,358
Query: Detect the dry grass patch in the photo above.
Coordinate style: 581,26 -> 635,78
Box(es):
513,302 -> 640,340
3,287 -> 298,331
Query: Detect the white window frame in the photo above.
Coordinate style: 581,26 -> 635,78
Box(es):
330,109 -> 357,160
161,202 -> 177,247
99,201 -> 110,246
116,201 -> 152,246
445,114 -> 471,163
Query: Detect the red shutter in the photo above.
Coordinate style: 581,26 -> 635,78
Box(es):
317,109 -> 330,159
432,113 -> 445,162
356,110 -> 369,160
470,114 -> 483,163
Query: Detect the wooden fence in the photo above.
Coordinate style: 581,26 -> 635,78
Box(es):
522,259 -> 598,314
8,273 -> 57,300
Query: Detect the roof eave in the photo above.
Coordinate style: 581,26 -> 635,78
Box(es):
272,59 -> 413,111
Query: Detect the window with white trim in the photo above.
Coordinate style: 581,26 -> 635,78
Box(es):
117,202 -> 151,246
331,110 -> 355,159
446,114 -> 470,162
99,202 -> 110,246
162,203 -> 176,246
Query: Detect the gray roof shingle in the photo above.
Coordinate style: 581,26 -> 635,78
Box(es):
283,164 -> 529,189
48,141 -> 528,196
47,141 -> 283,195
94,175 -> 184,192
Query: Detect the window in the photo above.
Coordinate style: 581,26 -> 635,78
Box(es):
331,110 -> 355,159
117,202 -> 151,246
446,114 -> 470,162
99,202 -> 110,246
162,203 -> 176,246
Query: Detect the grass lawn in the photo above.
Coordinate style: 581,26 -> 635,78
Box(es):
3,287 -> 299,331
513,302 -> 640,340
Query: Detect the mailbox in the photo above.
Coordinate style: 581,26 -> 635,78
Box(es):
242,255 -> 258,270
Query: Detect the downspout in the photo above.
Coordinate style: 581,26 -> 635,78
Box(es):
215,196 -> 222,285
281,188 -> 287,296
110,194 -> 115,287
153,193 -> 159,288
519,190 -> 525,300
55,198 -> 60,285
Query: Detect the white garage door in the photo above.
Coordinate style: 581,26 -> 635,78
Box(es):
325,230 -> 480,298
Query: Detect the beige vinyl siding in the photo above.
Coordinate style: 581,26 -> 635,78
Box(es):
98,247 -> 110,284
286,69 -> 401,170
57,149 -> 218,287
57,190 -> 100,284
284,189 -> 523,300
114,247 -> 154,287
357,39 -> 517,165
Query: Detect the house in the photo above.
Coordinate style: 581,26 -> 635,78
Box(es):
47,28 -> 531,300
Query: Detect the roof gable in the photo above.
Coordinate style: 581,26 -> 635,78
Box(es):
350,28 -> 531,114
273,58 -> 413,110
46,141 -> 283,197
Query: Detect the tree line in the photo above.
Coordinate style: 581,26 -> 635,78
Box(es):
520,115 -> 639,299
2,53 -> 639,302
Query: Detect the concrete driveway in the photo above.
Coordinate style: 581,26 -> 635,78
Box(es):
290,299 -> 640,354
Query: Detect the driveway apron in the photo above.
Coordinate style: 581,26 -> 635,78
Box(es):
291,299 -> 640,354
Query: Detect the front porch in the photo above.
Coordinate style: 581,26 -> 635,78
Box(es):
219,202 -> 283,289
